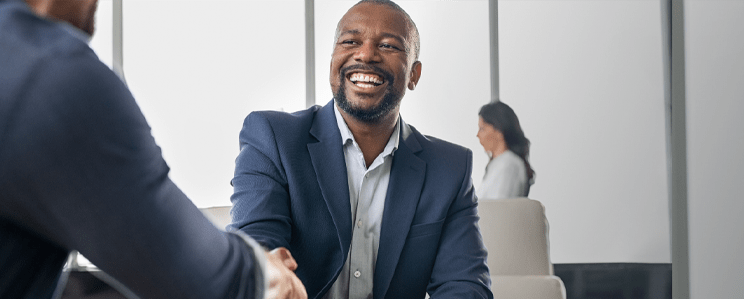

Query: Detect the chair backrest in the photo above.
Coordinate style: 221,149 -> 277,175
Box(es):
200,206 -> 232,230
477,198 -> 553,275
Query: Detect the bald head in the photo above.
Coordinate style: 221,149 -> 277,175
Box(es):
336,0 -> 420,61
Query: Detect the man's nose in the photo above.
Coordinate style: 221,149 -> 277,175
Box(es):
353,43 -> 381,63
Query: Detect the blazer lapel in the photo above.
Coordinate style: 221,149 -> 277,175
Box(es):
307,101 -> 353,263
374,120 -> 426,299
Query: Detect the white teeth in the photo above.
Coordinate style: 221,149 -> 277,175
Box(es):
349,73 -> 383,85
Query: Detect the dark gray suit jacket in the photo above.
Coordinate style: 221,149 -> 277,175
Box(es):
0,1 -> 261,297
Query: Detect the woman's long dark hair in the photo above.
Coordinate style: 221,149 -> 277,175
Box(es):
478,101 -> 535,184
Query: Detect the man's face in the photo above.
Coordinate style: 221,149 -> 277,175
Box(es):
330,3 -> 422,123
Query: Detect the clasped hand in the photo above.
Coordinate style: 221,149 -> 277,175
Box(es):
264,247 -> 307,299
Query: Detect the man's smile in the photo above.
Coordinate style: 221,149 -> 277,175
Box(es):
341,65 -> 393,96
348,72 -> 384,89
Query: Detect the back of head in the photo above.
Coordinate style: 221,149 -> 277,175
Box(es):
24,0 -> 98,35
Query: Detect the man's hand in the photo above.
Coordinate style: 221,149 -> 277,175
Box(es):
264,247 -> 307,299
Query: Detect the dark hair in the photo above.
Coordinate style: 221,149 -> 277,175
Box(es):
478,101 -> 535,183
345,0 -> 421,60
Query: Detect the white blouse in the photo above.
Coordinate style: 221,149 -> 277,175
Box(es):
477,150 -> 529,200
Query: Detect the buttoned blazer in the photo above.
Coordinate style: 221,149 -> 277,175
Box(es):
230,100 -> 492,299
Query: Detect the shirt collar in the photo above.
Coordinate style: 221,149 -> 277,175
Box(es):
334,100 -> 400,157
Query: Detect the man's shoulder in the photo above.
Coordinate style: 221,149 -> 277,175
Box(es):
1,4 -> 126,134
407,124 -> 472,158
239,105 -> 327,146
403,123 -> 474,179
249,105 -> 321,122
0,2 -> 104,98
245,105 -> 322,131
0,2 -> 95,67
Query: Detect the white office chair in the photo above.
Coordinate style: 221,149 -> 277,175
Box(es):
200,205 -> 233,230
478,198 -> 566,299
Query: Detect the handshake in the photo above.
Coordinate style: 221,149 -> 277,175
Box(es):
264,247 -> 307,299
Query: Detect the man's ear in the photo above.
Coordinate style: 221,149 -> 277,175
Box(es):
408,61 -> 422,90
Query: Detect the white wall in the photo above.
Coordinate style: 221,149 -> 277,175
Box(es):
685,0 -> 744,297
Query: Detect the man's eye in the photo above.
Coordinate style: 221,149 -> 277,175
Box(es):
341,40 -> 357,45
380,44 -> 400,50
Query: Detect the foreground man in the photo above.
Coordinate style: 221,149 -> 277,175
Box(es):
0,0 -> 305,298
230,0 -> 492,298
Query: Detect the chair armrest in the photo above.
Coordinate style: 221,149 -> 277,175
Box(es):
491,275 -> 566,299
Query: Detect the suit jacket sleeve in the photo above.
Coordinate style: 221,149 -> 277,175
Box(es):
230,111 -> 293,250
427,149 -> 493,299
0,38 -> 262,299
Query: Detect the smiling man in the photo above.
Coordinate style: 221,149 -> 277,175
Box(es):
230,1 -> 492,298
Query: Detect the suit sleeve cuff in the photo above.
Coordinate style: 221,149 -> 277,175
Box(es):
230,230 -> 269,299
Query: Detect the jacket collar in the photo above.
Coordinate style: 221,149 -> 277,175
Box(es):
308,100 -> 427,299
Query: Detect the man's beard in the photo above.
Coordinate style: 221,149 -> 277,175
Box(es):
82,1 -> 98,36
334,65 -> 402,124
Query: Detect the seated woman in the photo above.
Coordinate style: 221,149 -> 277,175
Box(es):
476,101 -> 535,199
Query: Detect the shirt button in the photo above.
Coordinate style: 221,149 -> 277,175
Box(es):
354,270 -> 361,278
357,220 -> 363,228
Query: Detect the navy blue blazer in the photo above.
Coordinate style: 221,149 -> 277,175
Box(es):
230,100 -> 492,299
0,1 -> 262,298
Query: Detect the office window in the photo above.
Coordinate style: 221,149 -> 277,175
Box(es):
499,0 -> 670,263
122,0 -> 306,208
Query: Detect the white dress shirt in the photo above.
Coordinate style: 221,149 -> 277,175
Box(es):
323,103 -> 400,299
